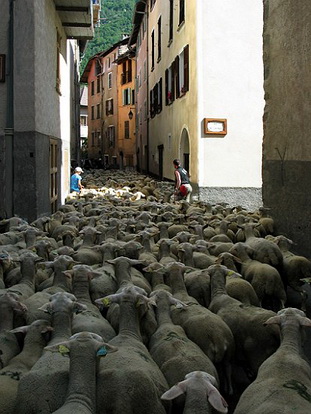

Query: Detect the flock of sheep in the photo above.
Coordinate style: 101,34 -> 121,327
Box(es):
0,168 -> 311,414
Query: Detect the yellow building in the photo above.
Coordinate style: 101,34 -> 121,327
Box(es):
130,0 -> 264,209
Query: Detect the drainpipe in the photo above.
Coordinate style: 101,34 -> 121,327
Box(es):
3,0 -> 15,218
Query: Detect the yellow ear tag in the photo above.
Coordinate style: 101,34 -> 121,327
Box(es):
59,345 -> 70,355
102,298 -> 111,306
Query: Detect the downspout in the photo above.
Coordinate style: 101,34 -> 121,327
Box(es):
4,0 -> 15,218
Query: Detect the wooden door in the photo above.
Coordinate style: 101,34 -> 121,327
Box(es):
50,139 -> 58,213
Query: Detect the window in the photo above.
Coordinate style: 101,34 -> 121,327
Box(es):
165,45 -> 189,104
180,45 -> 189,95
150,0 -> 156,10
91,81 -> 95,96
80,115 -> 87,126
56,30 -> 61,93
179,0 -> 185,26
124,121 -> 130,139
108,126 -> 115,147
112,156 -> 117,165
150,79 -> 162,118
97,77 -> 101,93
95,59 -> 101,76
151,30 -> 155,70
91,131 -> 95,147
157,17 -> 162,61
96,104 -> 100,119
121,60 -> 132,85
122,88 -> 132,105
91,106 -> 95,120
169,0 -> 173,43
108,72 -> 112,89
106,99 -> 114,115
128,60 -> 132,82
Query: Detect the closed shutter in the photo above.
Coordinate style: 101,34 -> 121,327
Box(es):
184,45 -> 189,92
175,56 -> 180,98
165,69 -> 169,105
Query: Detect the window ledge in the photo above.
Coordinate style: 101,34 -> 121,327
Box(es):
157,56 -> 161,64
167,39 -> 173,47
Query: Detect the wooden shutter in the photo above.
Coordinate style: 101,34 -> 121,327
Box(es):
159,78 -> 162,112
184,45 -> 189,92
175,56 -> 180,98
165,70 -> 169,105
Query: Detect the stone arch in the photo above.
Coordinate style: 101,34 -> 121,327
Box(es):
179,127 -> 190,173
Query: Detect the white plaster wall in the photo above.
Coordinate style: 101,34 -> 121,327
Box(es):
197,0 -> 264,187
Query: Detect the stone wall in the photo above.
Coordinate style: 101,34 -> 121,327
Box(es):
262,0 -> 311,257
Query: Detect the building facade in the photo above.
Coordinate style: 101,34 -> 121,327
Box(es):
0,0 -> 98,222
117,51 -> 136,169
129,0 -> 264,209
262,0 -> 311,257
81,38 -> 137,169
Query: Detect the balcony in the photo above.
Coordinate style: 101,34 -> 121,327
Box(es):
54,0 -> 101,40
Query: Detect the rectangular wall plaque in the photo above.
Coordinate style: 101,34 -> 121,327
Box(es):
204,118 -> 227,136
0,55 -> 5,82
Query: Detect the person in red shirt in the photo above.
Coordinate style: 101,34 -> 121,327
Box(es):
173,159 -> 192,202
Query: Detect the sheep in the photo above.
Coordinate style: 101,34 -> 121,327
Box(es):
149,290 -> 219,407
161,371 -> 228,414
44,332 -> 117,414
66,264 -> 116,341
229,242 -> 286,311
95,286 -> 170,414
243,222 -> 283,268
0,292 -> 27,368
208,264 -> 280,382
273,235 -> 311,311
233,308 -> 311,414
15,292 -> 87,414
0,319 -> 52,414
156,261 -> 235,395
143,262 -> 172,292
216,252 -> 260,306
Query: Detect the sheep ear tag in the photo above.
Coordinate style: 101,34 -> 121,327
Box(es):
102,298 -> 111,307
59,345 -> 70,356
97,346 -> 107,357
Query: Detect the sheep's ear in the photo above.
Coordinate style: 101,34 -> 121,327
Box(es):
10,325 -> 30,335
206,384 -> 228,413
297,315 -> 311,327
96,343 -> 117,357
264,315 -> 281,325
73,302 -> 87,314
161,382 -> 187,400
38,303 -> 53,314
169,296 -> 187,309
62,270 -> 72,279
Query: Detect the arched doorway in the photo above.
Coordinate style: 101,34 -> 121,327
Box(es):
180,128 -> 190,173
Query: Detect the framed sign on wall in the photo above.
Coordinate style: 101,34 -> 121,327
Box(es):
204,118 -> 227,136
0,55 -> 5,82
